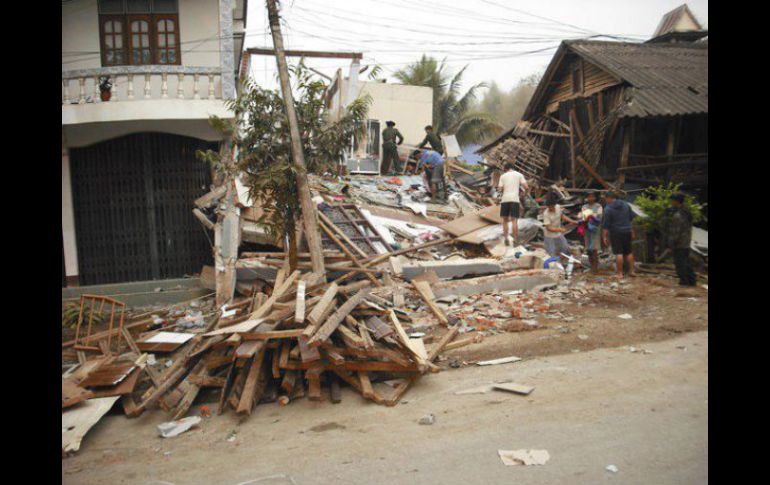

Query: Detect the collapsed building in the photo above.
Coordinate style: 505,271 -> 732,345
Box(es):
477,4 -> 708,203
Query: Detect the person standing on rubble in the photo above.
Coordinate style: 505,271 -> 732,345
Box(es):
543,193 -> 578,260
666,192 -> 696,286
497,162 -> 529,246
418,125 -> 444,153
580,191 -> 603,273
381,121 -> 404,175
601,191 -> 636,279
413,148 -> 446,203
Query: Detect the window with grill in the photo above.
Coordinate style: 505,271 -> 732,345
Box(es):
98,0 -> 180,66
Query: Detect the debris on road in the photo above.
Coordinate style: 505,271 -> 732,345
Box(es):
477,356 -> 523,366
606,464 -> 619,473
418,414 -> 436,425
498,449 -> 551,466
492,383 -> 535,395
158,416 -> 202,438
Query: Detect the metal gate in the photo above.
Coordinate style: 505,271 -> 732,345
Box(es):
70,133 -> 216,285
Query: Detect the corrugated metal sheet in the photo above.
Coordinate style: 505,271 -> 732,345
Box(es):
567,40 -> 707,118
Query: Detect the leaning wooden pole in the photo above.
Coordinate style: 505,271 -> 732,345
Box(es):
266,0 -> 325,279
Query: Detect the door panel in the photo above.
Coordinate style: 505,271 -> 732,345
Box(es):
70,133 -> 215,285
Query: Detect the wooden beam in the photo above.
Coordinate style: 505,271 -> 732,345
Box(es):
308,289 -> 371,347
248,47 -> 363,60
266,0 -> 325,278
412,280 -> 449,325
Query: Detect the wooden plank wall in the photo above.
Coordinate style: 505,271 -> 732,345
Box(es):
545,56 -> 621,114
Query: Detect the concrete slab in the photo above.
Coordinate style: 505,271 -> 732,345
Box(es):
431,269 -> 561,298
401,258 -> 503,281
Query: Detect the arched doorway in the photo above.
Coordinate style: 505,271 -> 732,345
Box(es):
70,132 -> 216,285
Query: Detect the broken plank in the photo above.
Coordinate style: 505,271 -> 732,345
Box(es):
303,283 -> 339,337
236,345 -> 268,415
412,280 -> 449,325
307,288 -> 370,347
358,371 -> 375,399
295,280 -> 307,323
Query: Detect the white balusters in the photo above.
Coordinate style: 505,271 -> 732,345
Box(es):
144,73 -> 151,98
93,76 -> 100,103
111,75 -> 118,101
62,70 -> 223,105
78,78 -> 86,104
62,79 -> 70,104
208,74 -> 215,100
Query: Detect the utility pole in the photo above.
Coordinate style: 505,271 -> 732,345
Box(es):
266,0 -> 325,279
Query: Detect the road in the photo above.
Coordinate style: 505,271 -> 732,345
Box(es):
63,331 -> 708,485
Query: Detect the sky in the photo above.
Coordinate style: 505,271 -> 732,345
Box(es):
245,0 -> 708,92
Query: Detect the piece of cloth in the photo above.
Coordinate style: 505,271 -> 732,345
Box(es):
602,199 -> 634,233
419,132 -> 443,152
382,127 -> 404,146
544,235 -> 570,257
609,230 -> 632,256
666,207 -> 693,249
542,204 -> 563,238
381,143 -> 400,174
500,201 -> 520,218
673,248 -> 696,285
584,226 -> 601,251
497,170 -> 527,203
418,150 -> 444,170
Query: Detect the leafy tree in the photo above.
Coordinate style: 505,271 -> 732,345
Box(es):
633,183 -> 706,233
197,61 -> 371,246
393,55 -> 503,146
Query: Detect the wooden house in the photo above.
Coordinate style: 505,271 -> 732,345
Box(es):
478,4 -> 708,201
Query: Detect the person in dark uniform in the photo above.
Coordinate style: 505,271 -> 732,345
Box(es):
666,192 -> 696,286
381,121 -> 404,175
418,125 -> 443,153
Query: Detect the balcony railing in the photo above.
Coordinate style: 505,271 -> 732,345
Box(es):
62,66 -> 224,105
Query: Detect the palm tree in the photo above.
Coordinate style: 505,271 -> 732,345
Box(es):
393,55 -> 503,146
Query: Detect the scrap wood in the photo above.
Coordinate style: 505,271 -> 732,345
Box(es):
307,289 -> 371,347
319,220 -> 381,287
412,280 -> 449,325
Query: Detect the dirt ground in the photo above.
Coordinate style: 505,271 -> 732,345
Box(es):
63,329 -> 708,485
62,272 -> 708,485
444,272 -> 708,364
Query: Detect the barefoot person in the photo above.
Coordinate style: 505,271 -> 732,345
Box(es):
601,191 -> 636,278
580,191 -> 603,272
497,162 -> 528,246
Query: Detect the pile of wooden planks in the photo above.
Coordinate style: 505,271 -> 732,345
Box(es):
63,268 -> 460,426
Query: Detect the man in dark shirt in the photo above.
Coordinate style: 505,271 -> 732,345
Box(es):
666,192 -> 696,286
418,125 -> 443,153
601,191 -> 636,279
381,121 -> 404,175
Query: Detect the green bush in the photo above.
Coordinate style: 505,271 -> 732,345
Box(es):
633,183 -> 706,232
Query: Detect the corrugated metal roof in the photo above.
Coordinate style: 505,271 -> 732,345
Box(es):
566,40 -> 707,117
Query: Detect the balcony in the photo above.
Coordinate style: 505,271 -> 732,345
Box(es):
62,66 -> 234,146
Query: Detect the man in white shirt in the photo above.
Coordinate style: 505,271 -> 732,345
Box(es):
497,162 -> 529,246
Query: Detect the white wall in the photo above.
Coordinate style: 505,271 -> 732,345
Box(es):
330,79 -> 433,151
62,0 -> 222,71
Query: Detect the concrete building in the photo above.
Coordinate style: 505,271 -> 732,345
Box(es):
62,0 -> 247,286
327,76 -> 433,172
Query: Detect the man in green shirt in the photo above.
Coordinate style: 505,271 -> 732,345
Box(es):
418,125 -> 443,153
381,121 -> 404,175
